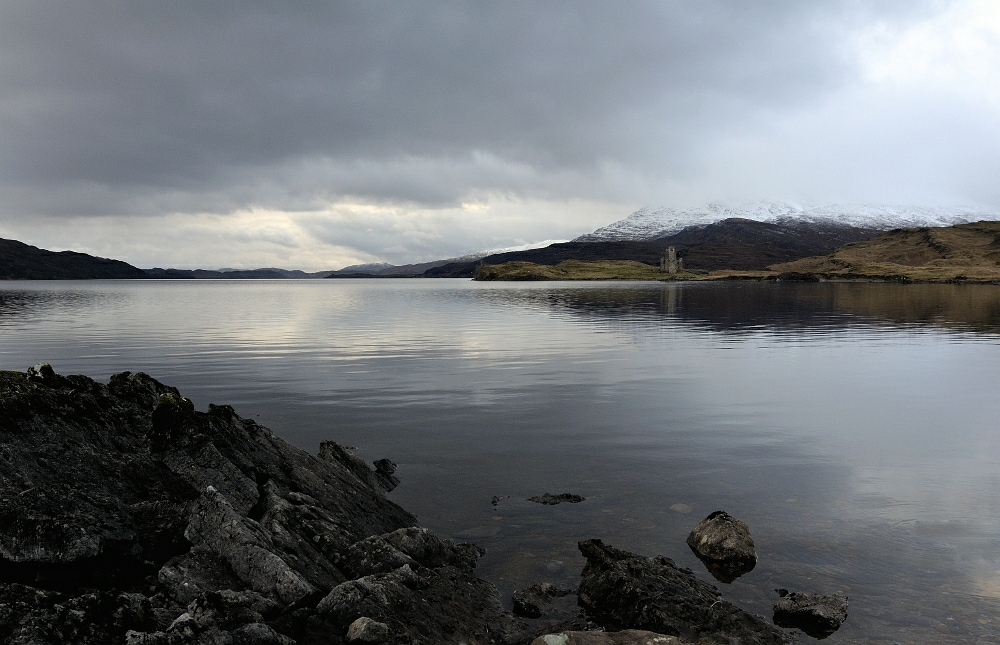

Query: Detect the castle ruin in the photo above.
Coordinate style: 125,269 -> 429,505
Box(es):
660,246 -> 683,274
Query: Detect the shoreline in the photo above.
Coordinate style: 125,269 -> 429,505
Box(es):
471,259 -> 1000,284
0,366 -> 798,644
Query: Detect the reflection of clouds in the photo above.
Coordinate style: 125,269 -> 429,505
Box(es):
2,279 -> 1000,640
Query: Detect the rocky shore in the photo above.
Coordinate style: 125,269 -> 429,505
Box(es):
0,366 -> 804,644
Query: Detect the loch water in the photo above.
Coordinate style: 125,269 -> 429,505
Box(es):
2,279 -> 1000,644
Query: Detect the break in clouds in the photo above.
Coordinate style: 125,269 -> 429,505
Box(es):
0,1 -> 998,269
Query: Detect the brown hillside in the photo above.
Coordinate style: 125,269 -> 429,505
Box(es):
771,221 -> 1000,282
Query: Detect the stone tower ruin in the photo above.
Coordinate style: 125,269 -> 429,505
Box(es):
660,246 -> 682,274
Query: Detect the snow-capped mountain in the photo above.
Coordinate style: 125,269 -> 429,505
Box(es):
450,239 -> 569,262
574,203 -> 1000,242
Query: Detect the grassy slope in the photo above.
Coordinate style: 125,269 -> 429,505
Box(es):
474,260 -> 689,281
771,221 -> 1000,282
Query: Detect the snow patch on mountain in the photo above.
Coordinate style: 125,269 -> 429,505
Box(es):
452,239 -> 569,261
333,262 -> 394,273
574,203 -> 1000,242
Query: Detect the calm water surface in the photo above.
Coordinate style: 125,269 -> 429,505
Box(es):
2,279 -> 1000,644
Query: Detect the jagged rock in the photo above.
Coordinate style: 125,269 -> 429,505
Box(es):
185,486 -> 317,605
125,590 -> 291,644
528,493 -> 585,505
346,616 -> 391,642
157,545 -> 249,605
513,583 -> 575,618
529,631 -> 682,645
772,588 -> 848,639
343,534 -> 420,577
685,511 -> 757,583
316,562 -> 520,644
577,539 -> 790,645
372,459 -> 400,493
232,623 -> 295,645
0,367 -> 526,645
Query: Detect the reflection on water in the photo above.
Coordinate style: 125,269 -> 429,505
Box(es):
499,281 -> 1000,335
1,279 -> 1000,644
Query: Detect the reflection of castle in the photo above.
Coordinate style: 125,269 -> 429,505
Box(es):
660,246 -> 683,274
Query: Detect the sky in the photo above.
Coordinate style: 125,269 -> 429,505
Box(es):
0,1 -> 998,270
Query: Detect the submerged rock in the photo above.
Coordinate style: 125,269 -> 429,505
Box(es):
0,366 -> 521,644
577,539 -> 791,645
772,588 -> 848,639
686,511 -> 757,583
528,493 -> 585,505
512,583 -> 575,618
529,631 -> 682,645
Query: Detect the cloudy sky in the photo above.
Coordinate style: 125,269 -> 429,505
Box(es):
1,1 -> 998,269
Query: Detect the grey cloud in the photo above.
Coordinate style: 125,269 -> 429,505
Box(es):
0,0 -> 938,220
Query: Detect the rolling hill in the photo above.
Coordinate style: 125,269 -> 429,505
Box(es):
771,221 -> 1000,282
0,238 -> 148,279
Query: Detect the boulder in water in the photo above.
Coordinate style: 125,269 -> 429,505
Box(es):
576,539 -> 791,644
772,588 -> 848,639
686,511 -> 757,583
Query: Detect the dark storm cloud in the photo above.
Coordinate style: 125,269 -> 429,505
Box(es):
0,0 -> 936,218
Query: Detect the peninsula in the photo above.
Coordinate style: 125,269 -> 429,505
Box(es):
475,221 -> 1000,283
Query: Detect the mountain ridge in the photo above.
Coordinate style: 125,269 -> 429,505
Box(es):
575,203 -> 1000,242
431,217 -> 880,276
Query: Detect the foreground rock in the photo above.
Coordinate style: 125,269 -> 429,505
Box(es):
513,583 -> 575,619
577,540 -> 791,645
0,366 -> 520,644
772,589 -> 848,639
686,511 -> 757,583
528,493 -> 585,505
529,631 -> 681,645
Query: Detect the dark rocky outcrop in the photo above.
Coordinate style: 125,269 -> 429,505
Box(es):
528,493 -> 585,505
686,511 -> 757,583
772,589 -> 848,639
0,366 -> 519,644
576,539 -> 791,645
512,583 -> 575,619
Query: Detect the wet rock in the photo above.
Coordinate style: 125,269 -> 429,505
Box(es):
686,511 -> 757,583
528,493 -> 585,505
529,631 -> 682,645
372,459 -> 400,493
577,539 -> 791,645
772,588 -> 848,639
346,616 -> 391,642
513,583 -> 575,618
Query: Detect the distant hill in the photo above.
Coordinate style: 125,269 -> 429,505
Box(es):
0,238 -> 147,279
653,218 -> 879,271
772,221 -> 1000,282
431,218 -> 879,277
326,260 -> 452,278
0,236 -> 338,280
576,203 -> 1000,242
143,267 -> 332,279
